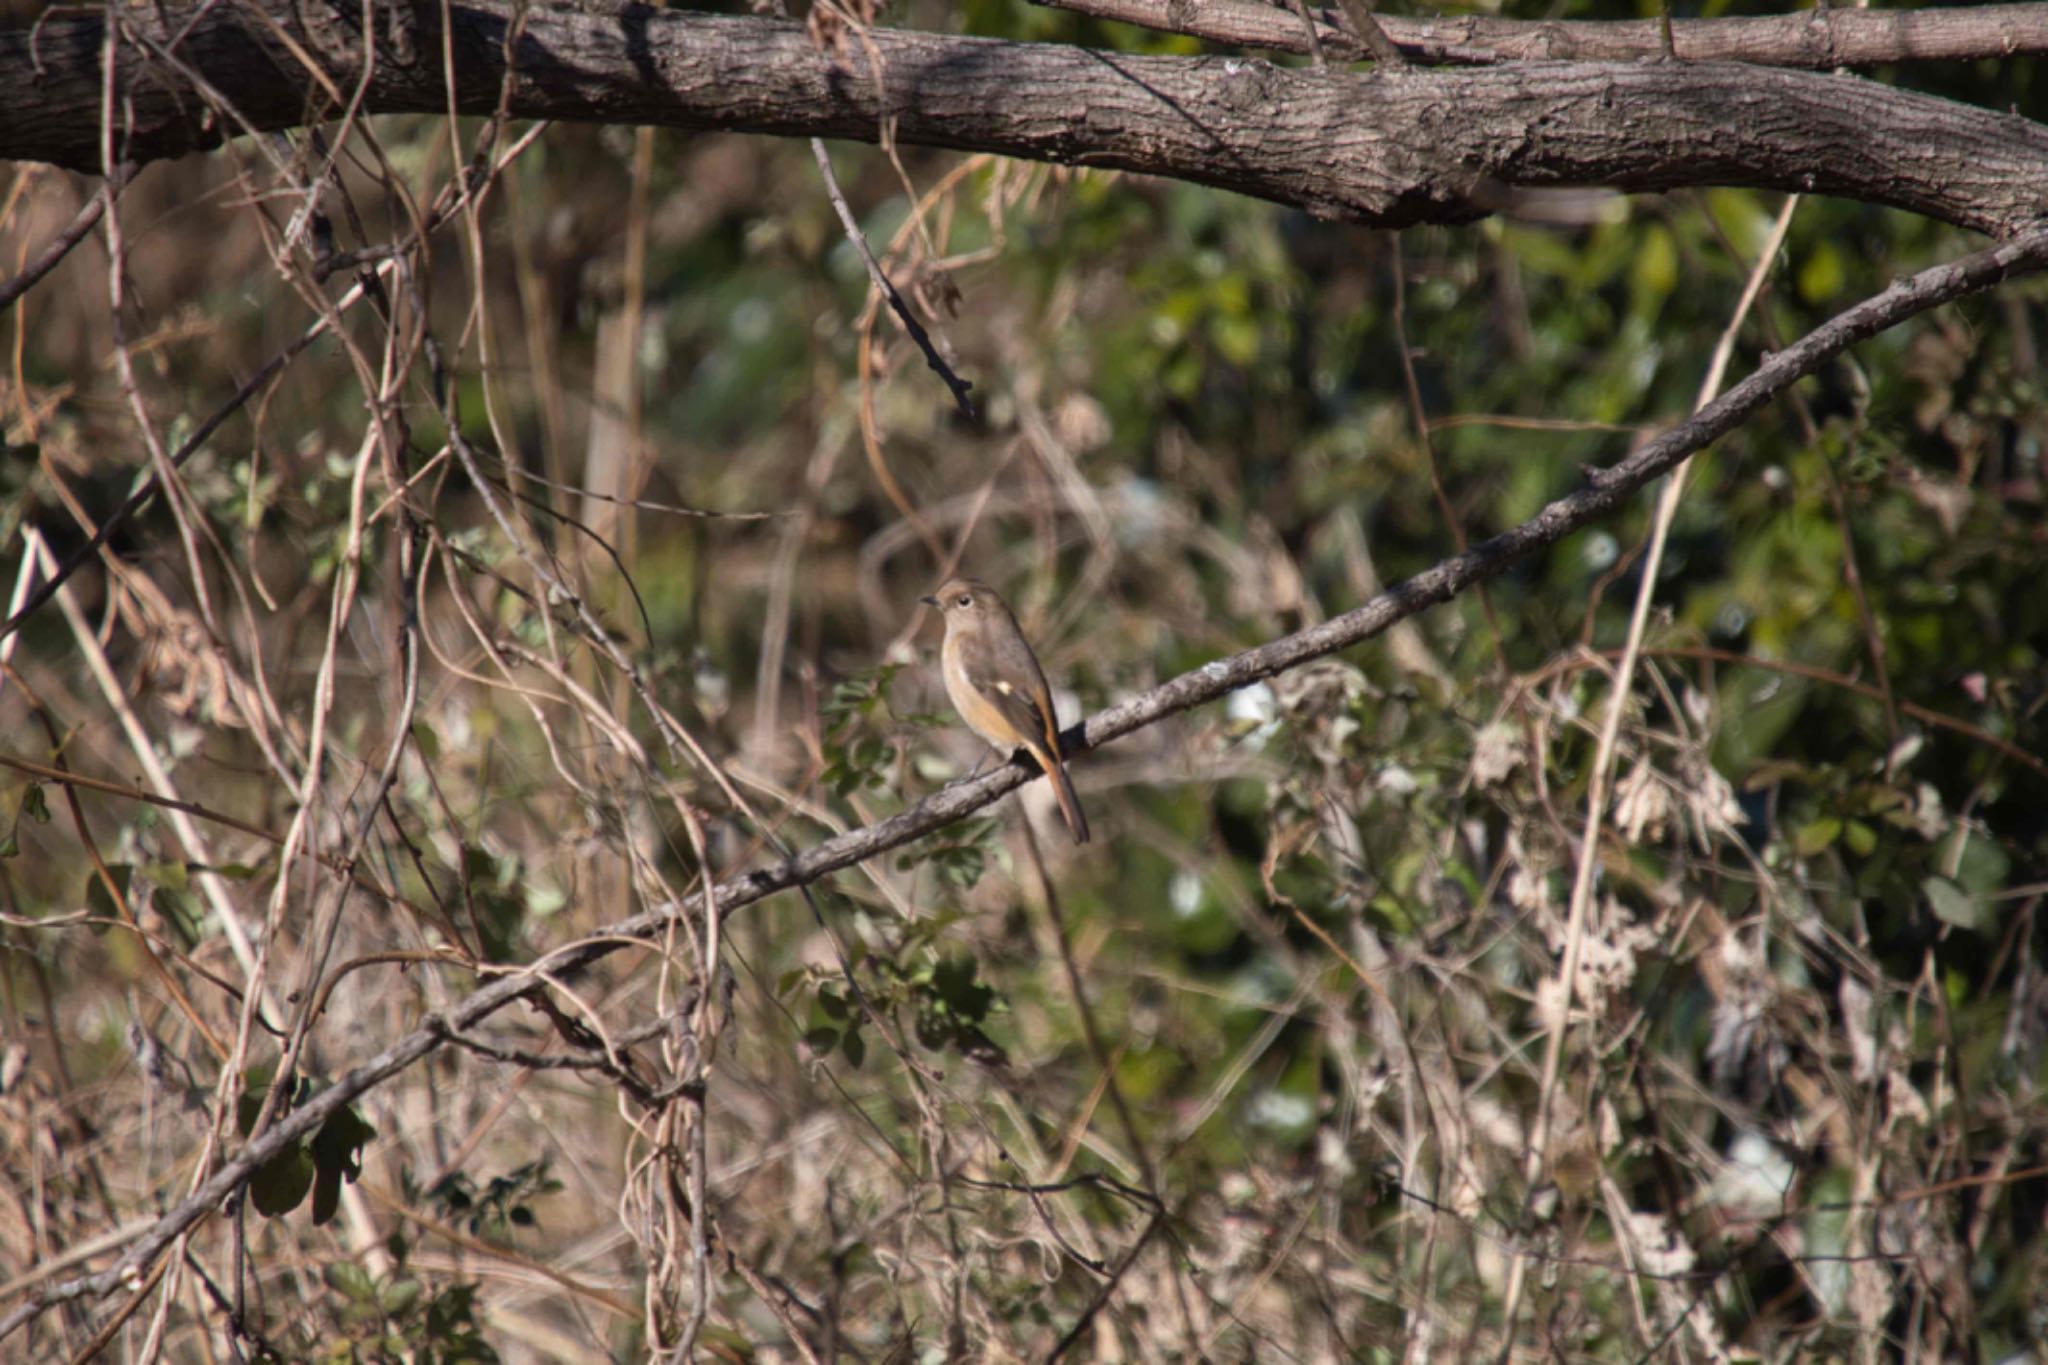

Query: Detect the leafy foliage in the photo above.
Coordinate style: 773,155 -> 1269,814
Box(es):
238,1069 -> 378,1226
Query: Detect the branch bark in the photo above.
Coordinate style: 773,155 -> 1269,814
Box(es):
1035,0 -> 2048,70
4,2 -> 2048,234
9,223 -> 2047,1345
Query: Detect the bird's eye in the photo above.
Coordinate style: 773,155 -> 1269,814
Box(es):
957,594 -> 972,607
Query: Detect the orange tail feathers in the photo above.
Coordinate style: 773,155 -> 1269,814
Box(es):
1039,748 -> 1090,845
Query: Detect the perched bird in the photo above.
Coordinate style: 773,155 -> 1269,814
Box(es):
921,577 -> 1090,844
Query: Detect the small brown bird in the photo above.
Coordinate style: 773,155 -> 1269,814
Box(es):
922,577 -> 1090,844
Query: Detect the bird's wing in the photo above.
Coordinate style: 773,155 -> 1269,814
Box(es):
957,630 -> 1059,753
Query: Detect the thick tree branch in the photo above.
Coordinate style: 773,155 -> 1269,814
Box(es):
1035,0 -> 2048,70
4,3 -> 2048,234
8,224 -> 2047,1345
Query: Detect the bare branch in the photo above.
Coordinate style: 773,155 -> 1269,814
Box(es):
1034,0 -> 2048,70
4,3 -> 2048,234
810,138 -> 977,417
0,169 -> 123,315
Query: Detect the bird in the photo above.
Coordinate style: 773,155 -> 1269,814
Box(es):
921,576 -> 1090,844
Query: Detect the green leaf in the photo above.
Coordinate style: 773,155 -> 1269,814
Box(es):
931,956 -> 994,1022
381,1276 -> 423,1315
1797,240 -> 1846,303
238,1068 -> 274,1137
251,1143 -> 316,1217
1922,875 -> 1989,933
310,1104 -> 376,1226
237,1068 -> 306,1137
1794,817 -> 1842,857
323,1261 -> 377,1303
1629,223 -> 1677,309
1953,828 -> 2011,897
146,860 -> 190,891
932,843 -> 986,890
84,865 -> 133,925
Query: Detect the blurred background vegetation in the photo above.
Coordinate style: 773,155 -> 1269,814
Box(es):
3,0 -> 2046,1359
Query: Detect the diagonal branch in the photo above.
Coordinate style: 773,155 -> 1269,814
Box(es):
7,223 -> 2047,1344
0,168 -> 124,315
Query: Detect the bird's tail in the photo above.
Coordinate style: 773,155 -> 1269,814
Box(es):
1042,750 -> 1090,845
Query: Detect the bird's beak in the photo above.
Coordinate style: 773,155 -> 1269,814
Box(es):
919,595 -> 939,607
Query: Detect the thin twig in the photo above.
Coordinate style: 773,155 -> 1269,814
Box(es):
1333,0 -> 1405,65
0,167 -> 123,314
1284,0 -> 1326,66
810,138 -> 976,418
1047,1211 -> 1165,1362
